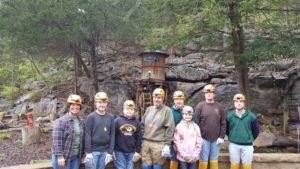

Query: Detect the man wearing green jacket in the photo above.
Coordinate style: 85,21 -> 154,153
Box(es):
226,94 -> 260,169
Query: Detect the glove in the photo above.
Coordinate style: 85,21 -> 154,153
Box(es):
216,138 -> 224,144
161,145 -> 170,157
133,152 -> 141,162
183,156 -> 198,163
84,154 -> 94,168
105,154 -> 113,165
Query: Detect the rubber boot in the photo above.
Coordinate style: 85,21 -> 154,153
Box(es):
209,160 -> 218,169
153,164 -> 163,169
142,165 -> 152,169
170,160 -> 179,169
243,164 -> 252,169
230,163 -> 240,169
198,161 -> 208,169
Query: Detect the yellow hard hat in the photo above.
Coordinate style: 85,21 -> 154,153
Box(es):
173,91 -> 185,100
67,94 -> 82,105
123,100 -> 136,109
94,92 -> 109,102
152,88 -> 165,98
233,93 -> 246,102
203,84 -> 216,93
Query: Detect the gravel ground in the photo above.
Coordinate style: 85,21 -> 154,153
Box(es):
0,129 -> 52,167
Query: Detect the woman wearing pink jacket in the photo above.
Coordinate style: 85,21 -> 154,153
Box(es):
173,106 -> 203,169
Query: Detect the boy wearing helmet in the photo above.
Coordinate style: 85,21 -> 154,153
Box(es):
195,84 -> 226,169
114,100 -> 143,169
170,91 -> 198,169
226,94 -> 259,169
52,94 -> 85,169
141,88 -> 175,169
84,92 -> 115,169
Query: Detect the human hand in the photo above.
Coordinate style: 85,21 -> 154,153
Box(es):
161,145 -> 170,157
105,154 -> 113,165
57,158 -> 65,167
216,138 -> 224,144
133,152 -> 141,162
84,154 -> 94,168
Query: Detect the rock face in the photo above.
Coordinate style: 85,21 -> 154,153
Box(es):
87,53 -> 300,117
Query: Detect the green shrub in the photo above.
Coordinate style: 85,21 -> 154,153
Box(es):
0,130 -> 10,139
41,128 -> 49,133
1,86 -> 20,102
30,90 -> 43,103
0,154 -> 5,161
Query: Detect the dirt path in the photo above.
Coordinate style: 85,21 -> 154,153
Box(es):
0,129 -> 52,167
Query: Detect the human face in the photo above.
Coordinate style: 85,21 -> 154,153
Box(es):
234,100 -> 245,111
69,103 -> 81,117
174,98 -> 184,109
153,96 -> 164,107
95,101 -> 108,113
204,92 -> 215,103
123,107 -> 135,119
182,113 -> 193,122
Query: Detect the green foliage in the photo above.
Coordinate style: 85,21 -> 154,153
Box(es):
0,130 -> 10,139
1,86 -> 20,102
0,154 -> 5,161
41,128 -> 49,133
29,90 -> 43,103
14,139 -> 22,144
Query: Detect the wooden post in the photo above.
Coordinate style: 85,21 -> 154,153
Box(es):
283,111 -> 289,136
21,126 -> 41,145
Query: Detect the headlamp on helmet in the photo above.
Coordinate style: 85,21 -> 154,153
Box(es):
94,92 -> 109,102
203,84 -> 216,93
173,91 -> 185,100
233,93 -> 246,102
152,88 -> 165,98
123,100 -> 136,110
67,94 -> 82,105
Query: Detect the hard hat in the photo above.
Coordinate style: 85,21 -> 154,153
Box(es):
94,92 -> 109,102
152,88 -> 165,98
233,93 -> 246,102
173,91 -> 185,100
203,84 -> 216,93
67,94 -> 82,105
123,100 -> 136,109
182,106 -> 194,114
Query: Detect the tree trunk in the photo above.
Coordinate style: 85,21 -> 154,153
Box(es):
228,1 -> 250,107
22,126 -> 41,145
90,43 -> 99,92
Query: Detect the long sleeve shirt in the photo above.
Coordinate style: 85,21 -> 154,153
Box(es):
115,115 -> 142,153
52,113 -> 85,163
195,101 -> 226,140
85,112 -> 115,154
142,105 -> 175,145
173,120 -> 202,162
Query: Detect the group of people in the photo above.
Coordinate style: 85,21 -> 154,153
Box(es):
51,84 -> 260,169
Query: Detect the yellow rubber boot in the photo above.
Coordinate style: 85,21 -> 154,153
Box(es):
209,160 -> 218,169
230,163 -> 240,169
170,160 -> 179,169
243,164 -> 252,169
198,161 -> 208,169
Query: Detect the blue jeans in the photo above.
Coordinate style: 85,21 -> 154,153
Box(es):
52,154 -> 80,169
170,143 -> 177,161
85,151 -> 107,169
199,139 -> 221,162
114,151 -> 134,169
179,161 -> 197,169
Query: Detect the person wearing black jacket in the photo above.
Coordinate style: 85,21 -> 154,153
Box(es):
114,100 -> 142,169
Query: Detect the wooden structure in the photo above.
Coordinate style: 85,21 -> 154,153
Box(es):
136,50 -> 169,120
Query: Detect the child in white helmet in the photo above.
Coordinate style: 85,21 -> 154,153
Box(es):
173,105 -> 202,169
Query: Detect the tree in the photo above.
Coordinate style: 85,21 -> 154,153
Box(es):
135,0 -> 300,103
